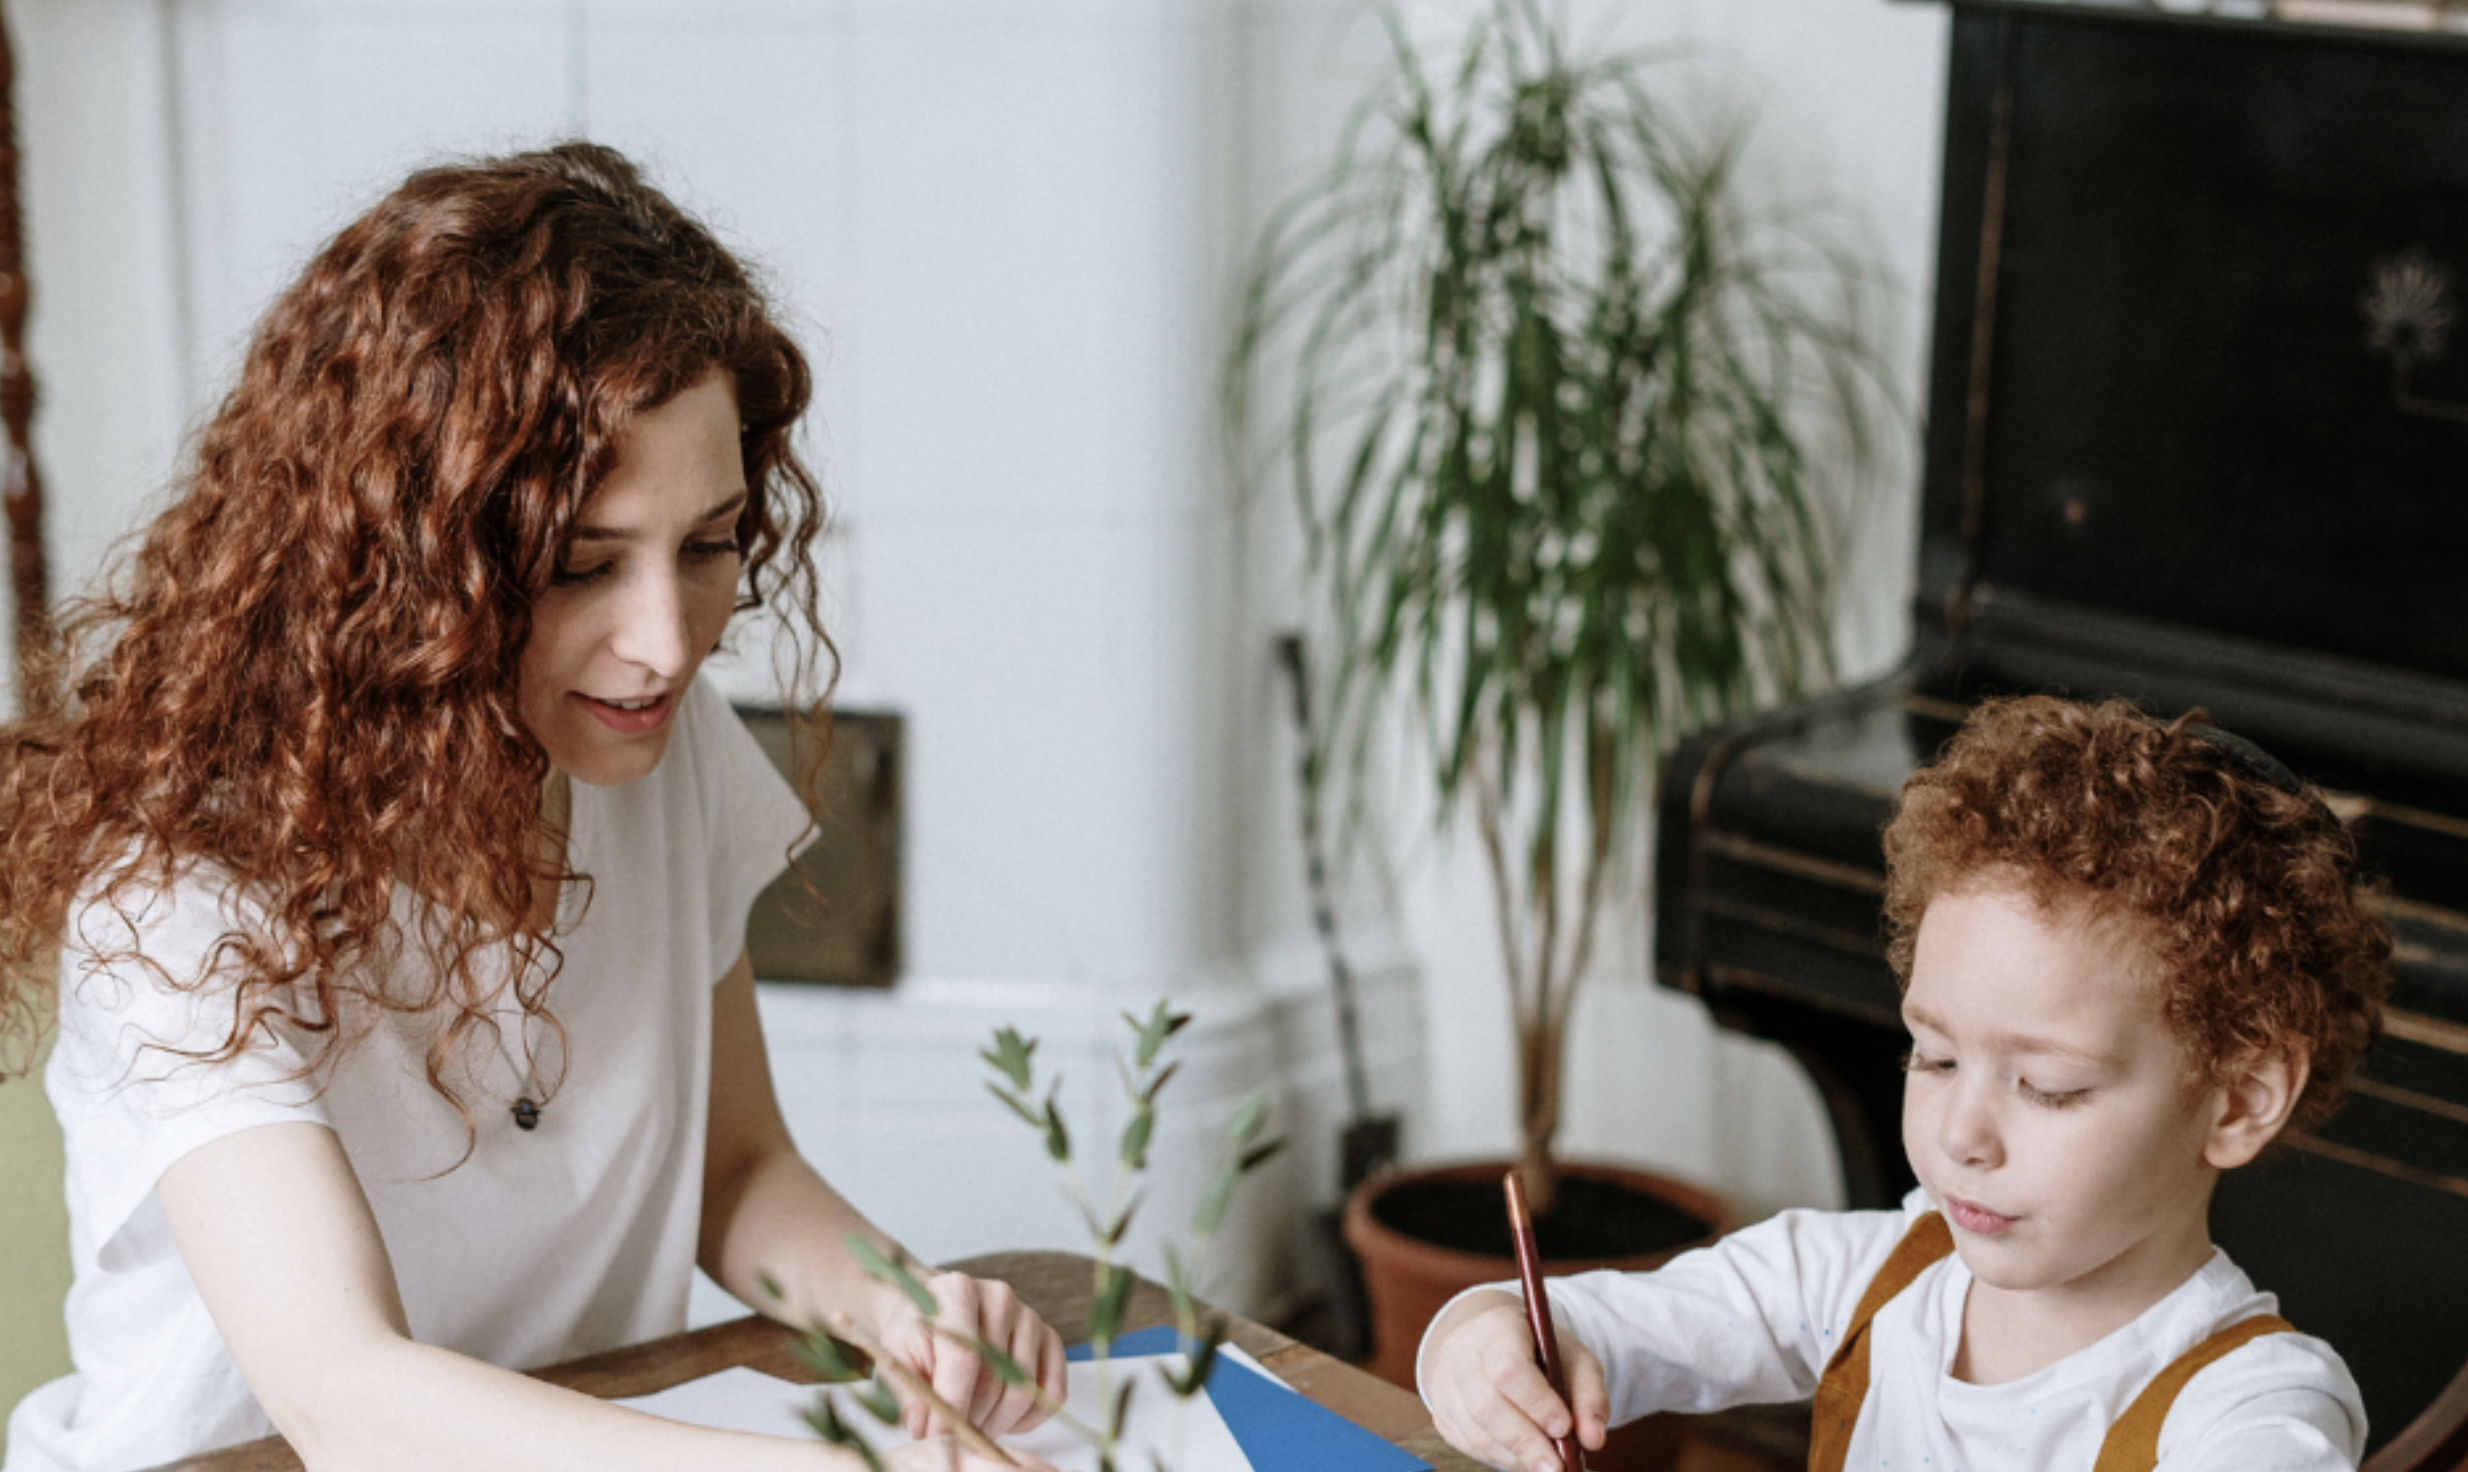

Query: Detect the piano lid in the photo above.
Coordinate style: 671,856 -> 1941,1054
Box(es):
1914,2 -> 2468,731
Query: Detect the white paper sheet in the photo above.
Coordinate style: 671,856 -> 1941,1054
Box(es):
617,1364 -> 813,1438
616,1352 -> 1257,1472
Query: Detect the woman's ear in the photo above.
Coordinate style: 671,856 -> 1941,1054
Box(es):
2203,1049 -> 2309,1169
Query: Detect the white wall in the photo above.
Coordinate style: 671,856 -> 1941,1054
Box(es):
8,0 -> 1953,1325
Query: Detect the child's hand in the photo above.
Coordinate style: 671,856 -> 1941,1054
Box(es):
1422,1288 -> 1608,1472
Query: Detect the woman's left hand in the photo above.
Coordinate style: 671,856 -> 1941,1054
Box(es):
876,1269 -> 1068,1440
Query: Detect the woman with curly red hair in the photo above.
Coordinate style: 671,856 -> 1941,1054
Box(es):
0,143 -> 1062,1472
1421,695 -> 2391,1472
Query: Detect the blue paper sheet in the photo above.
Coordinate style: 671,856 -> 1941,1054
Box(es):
1070,1325 -> 1431,1472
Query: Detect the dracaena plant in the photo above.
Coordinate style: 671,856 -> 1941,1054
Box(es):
1223,0 -> 1890,1212
783,1002 -> 1283,1472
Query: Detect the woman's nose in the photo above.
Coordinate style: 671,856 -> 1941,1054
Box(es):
610,570 -> 693,678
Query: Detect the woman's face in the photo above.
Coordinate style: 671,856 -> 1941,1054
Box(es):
518,371 -> 745,787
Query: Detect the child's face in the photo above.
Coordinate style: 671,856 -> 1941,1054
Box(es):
1901,881 -> 2224,1313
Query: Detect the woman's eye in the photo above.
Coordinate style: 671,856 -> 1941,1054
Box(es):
684,537 -> 742,561
2021,1081 -> 2091,1110
1900,1049 -> 1954,1076
549,561 -> 615,589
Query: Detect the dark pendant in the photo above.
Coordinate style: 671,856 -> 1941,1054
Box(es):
512,1098 -> 541,1131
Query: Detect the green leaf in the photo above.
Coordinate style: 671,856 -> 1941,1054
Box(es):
980,1027 -> 1038,1092
1112,1374 -> 1140,1438
755,1270 -> 785,1304
1223,1094 -> 1269,1145
845,1233 -> 937,1316
1125,1002 -> 1161,1066
976,1338 -> 1032,1388
1168,1332 -> 1222,1397
1087,1261 -> 1135,1344
806,1395 -> 887,1472
1118,1103 -> 1156,1170
1104,1192 -> 1144,1248
1127,1000 -> 1192,1068
1161,1241 -> 1192,1303
806,1397 -> 850,1442
1239,1136 -> 1288,1174
1042,1092 -> 1072,1163
1193,1159 -> 1241,1235
1139,1060 -> 1183,1105
794,1332 -> 864,1384
856,1379 -> 901,1425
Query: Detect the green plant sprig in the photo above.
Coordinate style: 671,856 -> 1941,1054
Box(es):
789,1003 -> 1283,1472
982,1005 -> 1284,1413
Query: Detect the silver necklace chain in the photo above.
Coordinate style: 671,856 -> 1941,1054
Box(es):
504,773 -> 570,1133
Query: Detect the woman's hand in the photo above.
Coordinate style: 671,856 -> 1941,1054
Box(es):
1420,1289 -> 1608,1472
874,1269 -> 1069,1440
696,957 -> 1065,1441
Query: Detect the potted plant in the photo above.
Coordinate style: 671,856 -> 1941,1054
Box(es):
1222,0 -> 1889,1417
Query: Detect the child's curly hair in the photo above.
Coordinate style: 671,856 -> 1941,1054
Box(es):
1883,695 -> 2390,1132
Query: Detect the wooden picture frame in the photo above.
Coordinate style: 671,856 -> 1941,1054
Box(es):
733,705 -> 902,988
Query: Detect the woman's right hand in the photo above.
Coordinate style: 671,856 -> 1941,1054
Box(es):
1419,1289 -> 1609,1472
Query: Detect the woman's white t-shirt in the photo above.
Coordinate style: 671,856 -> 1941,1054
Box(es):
5,678 -> 808,1472
1419,1190 -> 2366,1472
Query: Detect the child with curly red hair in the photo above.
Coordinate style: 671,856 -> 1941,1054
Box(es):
1420,695 -> 2391,1472
1,144 -> 1062,1472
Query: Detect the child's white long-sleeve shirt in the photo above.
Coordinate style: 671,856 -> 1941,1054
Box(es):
1419,1191 -> 2364,1471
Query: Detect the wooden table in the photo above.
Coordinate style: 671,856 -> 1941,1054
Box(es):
154,1251 -> 1481,1471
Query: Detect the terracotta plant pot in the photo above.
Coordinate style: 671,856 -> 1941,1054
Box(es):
1343,1159 -> 1735,1472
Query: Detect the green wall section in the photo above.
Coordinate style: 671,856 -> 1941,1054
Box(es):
0,1053 -> 70,1454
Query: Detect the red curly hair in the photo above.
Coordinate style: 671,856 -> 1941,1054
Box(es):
1883,696 -> 2389,1131
0,142 -> 831,1116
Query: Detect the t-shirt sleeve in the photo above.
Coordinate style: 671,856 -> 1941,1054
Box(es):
683,677 -> 817,982
2156,1332 -> 2367,1472
48,872 -> 331,1272
1431,1201 -> 1921,1427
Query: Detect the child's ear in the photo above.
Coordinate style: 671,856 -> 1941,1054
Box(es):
2203,1049 -> 2310,1169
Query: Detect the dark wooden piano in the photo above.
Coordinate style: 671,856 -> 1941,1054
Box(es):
1654,3 -> 2468,1466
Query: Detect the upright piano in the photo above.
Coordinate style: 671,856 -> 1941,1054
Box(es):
1654,3 -> 2468,1462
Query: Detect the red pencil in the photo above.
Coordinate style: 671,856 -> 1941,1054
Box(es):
1504,1169 -> 1584,1472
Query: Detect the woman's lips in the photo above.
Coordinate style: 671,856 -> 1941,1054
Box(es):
1944,1195 -> 2017,1236
577,691 -> 673,736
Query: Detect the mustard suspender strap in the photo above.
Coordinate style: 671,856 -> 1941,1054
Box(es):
2091,1313 -> 2295,1472
1807,1212 -> 1956,1472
